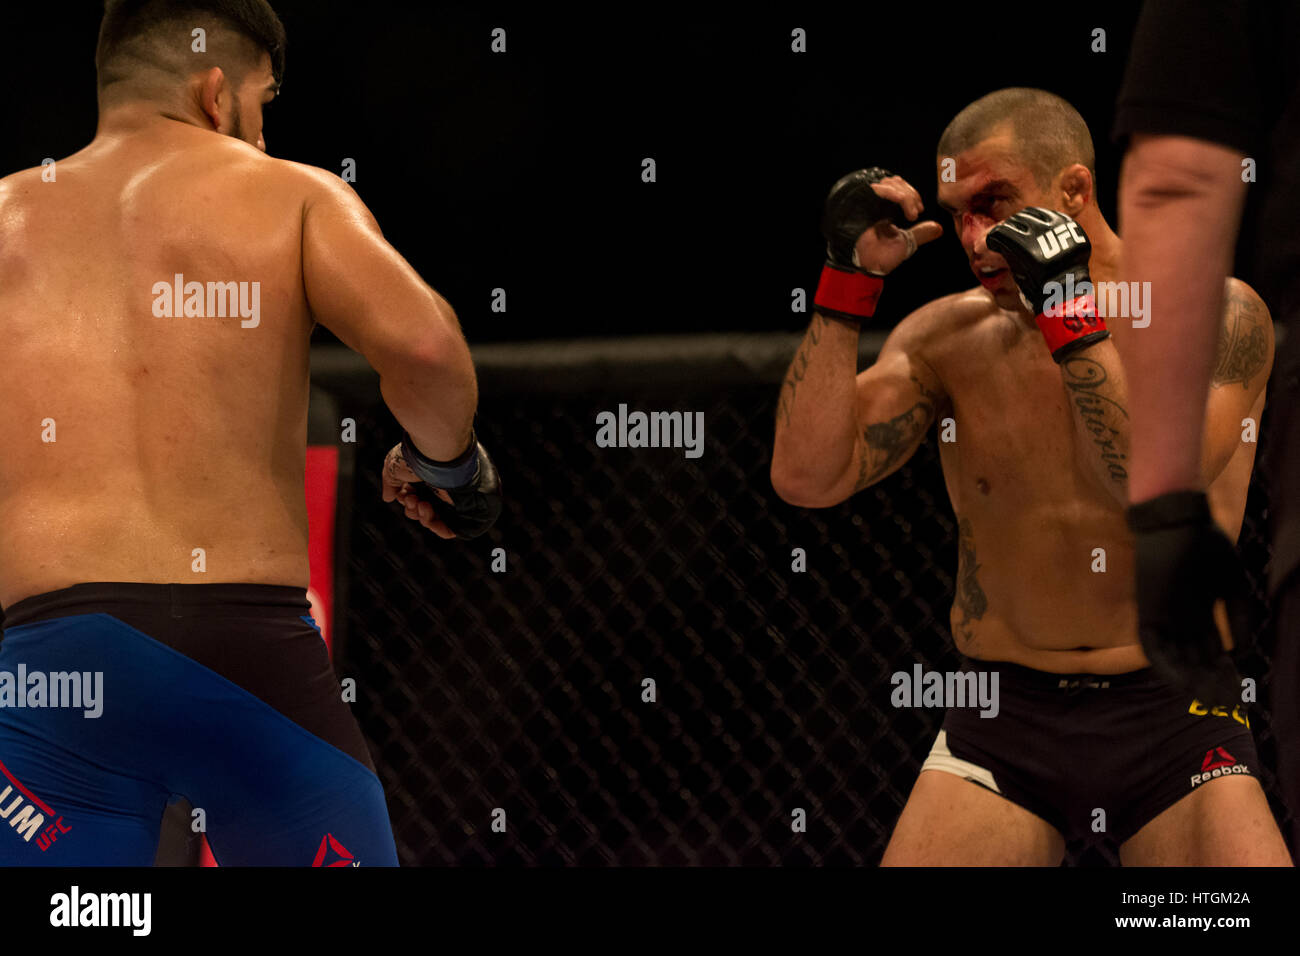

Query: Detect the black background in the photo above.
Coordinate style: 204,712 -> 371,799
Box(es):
6,1 -> 1258,346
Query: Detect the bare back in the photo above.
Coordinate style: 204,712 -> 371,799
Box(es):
0,123 -> 317,608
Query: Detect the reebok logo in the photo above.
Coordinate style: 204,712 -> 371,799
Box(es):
312,833 -> 359,867
1202,747 -> 1236,773
1036,221 -> 1087,259
1190,747 -> 1250,788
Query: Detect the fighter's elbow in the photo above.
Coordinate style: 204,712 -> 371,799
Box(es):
769,460 -> 843,509
400,322 -> 475,389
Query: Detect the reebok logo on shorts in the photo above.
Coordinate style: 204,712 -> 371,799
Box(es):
1189,746 -> 1251,788
312,832 -> 358,867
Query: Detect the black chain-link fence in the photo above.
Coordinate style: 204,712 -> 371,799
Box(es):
314,334 -> 1291,866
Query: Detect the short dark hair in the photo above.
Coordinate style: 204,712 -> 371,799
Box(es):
937,87 -> 1096,190
96,0 -> 286,101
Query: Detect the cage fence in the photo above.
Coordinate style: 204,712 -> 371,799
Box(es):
310,333 -> 1289,867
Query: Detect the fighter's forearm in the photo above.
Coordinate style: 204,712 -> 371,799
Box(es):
379,343 -> 479,461
772,312 -> 861,495
1059,337 -> 1131,506
1114,134 -> 1247,502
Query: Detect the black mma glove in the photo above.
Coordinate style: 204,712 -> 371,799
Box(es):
985,207 -> 1109,362
400,429 -> 502,540
813,167 -> 909,324
1127,490 -> 1248,707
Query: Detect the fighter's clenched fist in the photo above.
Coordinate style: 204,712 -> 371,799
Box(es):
986,206 -> 1109,362
814,168 -> 944,324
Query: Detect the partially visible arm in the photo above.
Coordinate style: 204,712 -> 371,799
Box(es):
772,168 -> 946,508
1113,133 -> 1249,502
1106,1 -> 1267,703
299,168 -> 477,461
1199,278 -> 1274,485
771,305 -> 946,508
1061,278 -> 1274,507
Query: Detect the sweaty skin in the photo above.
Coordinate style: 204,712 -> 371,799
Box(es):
773,125 -> 1272,674
0,54 -> 474,609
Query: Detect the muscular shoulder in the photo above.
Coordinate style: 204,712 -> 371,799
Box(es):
197,154 -> 381,248
278,159 -> 377,224
0,166 -> 51,214
181,144 -> 372,224
0,167 -> 73,253
0,166 -> 42,192
884,287 -> 992,345
880,286 -> 1001,372
1212,277 -> 1273,391
872,287 -> 998,410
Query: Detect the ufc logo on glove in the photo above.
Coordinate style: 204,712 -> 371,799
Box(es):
1036,221 -> 1088,259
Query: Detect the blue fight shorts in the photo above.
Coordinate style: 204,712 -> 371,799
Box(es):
0,583 -> 398,866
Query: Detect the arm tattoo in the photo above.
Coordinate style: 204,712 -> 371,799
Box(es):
853,400 -> 934,490
1062,356 -> 1129,486
1212,286 -> 1269,389
909,372 -> 942,407
776,314 -> 826,425
954,517 -> 988,647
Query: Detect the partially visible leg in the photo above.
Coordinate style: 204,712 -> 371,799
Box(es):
0,742 -> 168,866
1271,573 -> 1300,858
159,633 -> 399,867
202,752 -> 398,868
73,591 -> 403,867
0,621 -> 169,866
883,732 -> 1064,866
1120,776 -> 1292,866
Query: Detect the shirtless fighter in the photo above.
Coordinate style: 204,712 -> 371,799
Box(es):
0,0 -> 500,865
771,87 -> 1291,865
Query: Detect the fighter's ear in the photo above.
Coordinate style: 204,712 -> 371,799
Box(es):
1057,164 -> 1094,216
195,67 -> 229,130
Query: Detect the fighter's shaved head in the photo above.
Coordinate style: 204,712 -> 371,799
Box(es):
95,0 -> 286,107
937,87 -> 1096,190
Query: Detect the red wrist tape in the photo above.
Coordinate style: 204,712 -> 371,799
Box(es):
814,263 -> 884,320
1034,293 -> 1106,356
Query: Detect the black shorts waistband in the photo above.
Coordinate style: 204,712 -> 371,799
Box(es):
2,582 -> 311,629
960,656 -> 1157,690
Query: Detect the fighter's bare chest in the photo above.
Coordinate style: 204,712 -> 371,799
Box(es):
931,334 -> 1083,490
